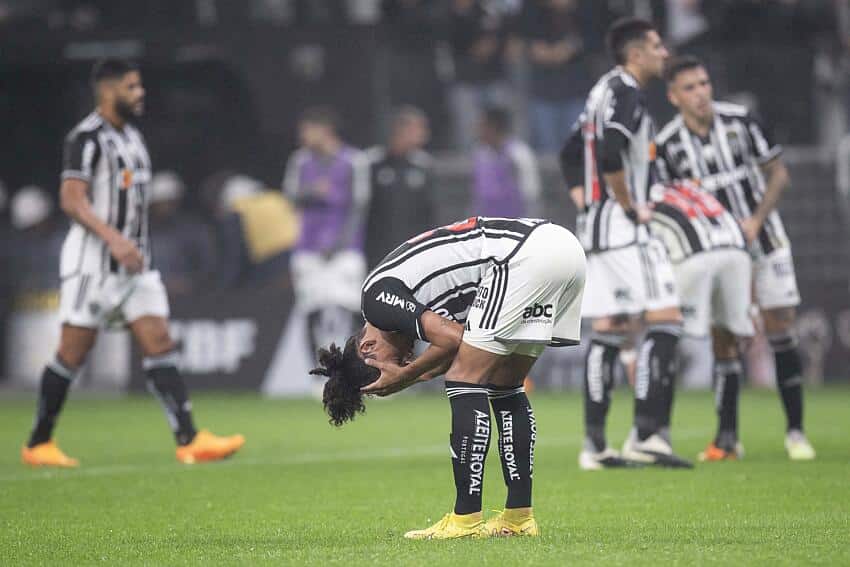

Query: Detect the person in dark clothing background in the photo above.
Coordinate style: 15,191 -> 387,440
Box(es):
364,106 -> 436,270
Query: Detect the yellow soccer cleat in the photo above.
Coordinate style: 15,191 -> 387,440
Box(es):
175,429 -> 245,464
404,512 -> 486,540
785,431 -> 816,461
21,440 -> 79,468
483,509 -> 540,538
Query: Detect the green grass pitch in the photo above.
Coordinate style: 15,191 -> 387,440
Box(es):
1,387 -> 848,565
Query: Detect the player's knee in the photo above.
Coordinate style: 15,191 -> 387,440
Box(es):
711,327 -> 739,360
445,357 -> 488,385
55,345 -> 88,370
762,307 -> 796,335
592,314 -> 634,335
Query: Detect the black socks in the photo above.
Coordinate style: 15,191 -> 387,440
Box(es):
634,324 -> 681,441
769,333 -> 804,432
583,334 -> 623,452
446,381 -> 491,515
27,358 -> 76,448
713,359 -> 741,446
489,385 -> 536,510
144,351 -> 197,446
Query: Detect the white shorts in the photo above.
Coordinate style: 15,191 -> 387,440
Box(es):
675,249 -> 755,338
581,239 -> 679,319
59,270 -> 170,329
290,250 -> 365,312
463,223 -> 586,358
752,246 -> 800,310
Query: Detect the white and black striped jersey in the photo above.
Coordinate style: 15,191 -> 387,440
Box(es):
59,111 -> 153,278
567,67 -> 656,252
649,182 -> 746,264
361,217 -> 548,341
655,102 -> 788,254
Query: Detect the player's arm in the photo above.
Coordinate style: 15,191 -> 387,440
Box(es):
362,343 -> 456,396
61,132 -> 142,272
741,115 -> 789,242
559,117 -> 585,210
601,87 -> 650,223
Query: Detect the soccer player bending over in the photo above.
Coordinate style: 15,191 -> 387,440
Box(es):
21,59 -> 244,467
311,217 -> 586,539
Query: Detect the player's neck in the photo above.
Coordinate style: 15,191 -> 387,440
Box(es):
317,137 -> 342,156
97,106 -> 126,130
622,64 -> 650,88
683,112 -> 713,138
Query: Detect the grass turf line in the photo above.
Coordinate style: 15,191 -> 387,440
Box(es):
0,388 -> 848,565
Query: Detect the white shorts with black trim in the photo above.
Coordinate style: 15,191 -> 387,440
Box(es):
675,249 -> 755,338
462,223 -> 586,358
751,246 -> 801,310
59,270 -> 170,329
580,238 -> 679,319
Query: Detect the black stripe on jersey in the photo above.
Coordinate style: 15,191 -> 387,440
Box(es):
73,275 -> 90,311
369,230 -> 484,286
487,264 -> 510,330
591,201 -> 604,250
638,246 -> 657,300
410,259 -> 490,294
652,203 -> 703,255
481,264 -> 504,329
478,218 -> 539,236
427,282 -> 480,310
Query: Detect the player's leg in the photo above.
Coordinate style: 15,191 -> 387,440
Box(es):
701,326 -> 744,461
404,342 -> 506,540
700,250 -> 753,461
485,353 -> 540,537
125,271 -> 244,462
624,240 -> 690,467
762,307 -> 814,459
579,315 -> 634,469
578,246 -> 643,468
22,273 -> 105,467
22,324 -> 98,467
752,247 -> 814,459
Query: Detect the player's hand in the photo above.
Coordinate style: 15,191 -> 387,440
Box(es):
107,234 -> 143,273
361,359 -> 416,397
740,216 -> 762,244
636,205 -> 652,224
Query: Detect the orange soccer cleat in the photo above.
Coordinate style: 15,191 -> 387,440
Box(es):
175,429 -> 245,464
698,442 -> 742,462
21,440 -> 80,468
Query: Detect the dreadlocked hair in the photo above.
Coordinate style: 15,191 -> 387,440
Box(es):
310,334 -> 380,427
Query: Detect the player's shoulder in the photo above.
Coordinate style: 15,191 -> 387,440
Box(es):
656,115 -> 684,145
408,149 -> 433,169
606,68 -> 640,97
713,101 -> 751,119
364,145 -> 387,164
65,112 -> 104,143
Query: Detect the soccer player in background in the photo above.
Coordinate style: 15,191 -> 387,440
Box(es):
312,217 -> 586,539
364,106 -> 436,271
283,107 -> 371,362
648,181 -> 754,460
21,58 -> 245,467
471,106 -> 541,218
560,18 -> 690,470
655,55 -> 815,460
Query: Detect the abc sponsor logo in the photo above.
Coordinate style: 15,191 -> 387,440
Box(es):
522,303 -> 553,324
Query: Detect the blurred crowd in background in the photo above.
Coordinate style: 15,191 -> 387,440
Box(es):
2,1 -> 850,368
